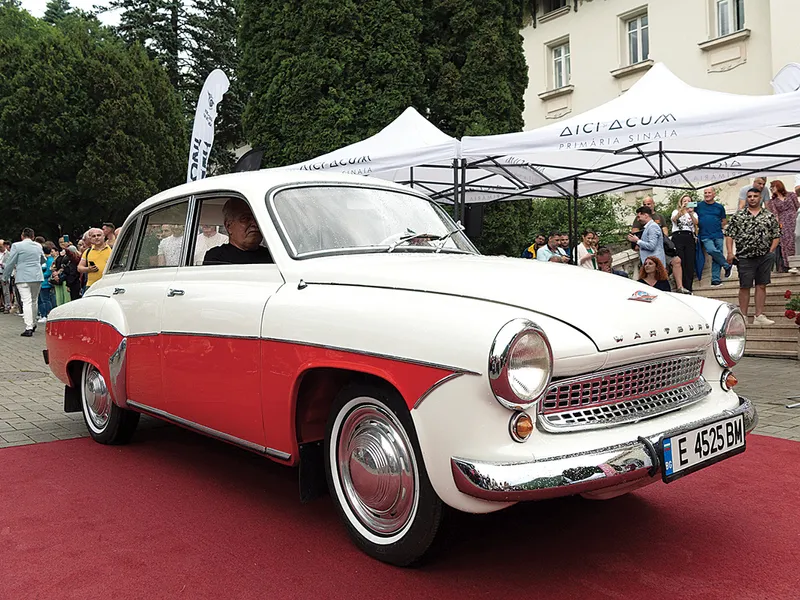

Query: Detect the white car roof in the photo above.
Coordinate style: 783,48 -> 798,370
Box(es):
131,169 -> 419,217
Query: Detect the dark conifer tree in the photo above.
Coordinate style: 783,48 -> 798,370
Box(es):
42,0 -> 72,24
239,0 -> 425,167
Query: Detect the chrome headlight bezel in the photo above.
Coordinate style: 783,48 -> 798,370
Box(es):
488,319 -> 553,411
712,304 -> 747,368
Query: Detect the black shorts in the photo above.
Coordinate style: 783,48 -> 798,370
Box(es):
737,254 -> 774,288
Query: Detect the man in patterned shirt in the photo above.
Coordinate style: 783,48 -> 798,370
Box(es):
725,188 -> 781,326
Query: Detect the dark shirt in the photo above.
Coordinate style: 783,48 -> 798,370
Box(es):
724,208 -> 781,258
695,201 -> 727,241
638,278 -> 671,292
203,243 -> 273,265
632,213 -> 667,233
613,269 -> 629,278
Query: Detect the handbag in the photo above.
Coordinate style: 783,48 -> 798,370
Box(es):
663,236 -> 677,257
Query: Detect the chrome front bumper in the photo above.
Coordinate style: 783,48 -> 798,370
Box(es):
451,395 -> 758,502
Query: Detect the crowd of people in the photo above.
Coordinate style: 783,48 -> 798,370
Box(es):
522,177 -> 797,325
0,223 -> 118,337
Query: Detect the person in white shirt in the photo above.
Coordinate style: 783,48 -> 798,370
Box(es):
670,195 -> 699,292
0,239 -> 10,312
194,224 -> 229,265
158,225 -> 184,266
576,229 -> 598,269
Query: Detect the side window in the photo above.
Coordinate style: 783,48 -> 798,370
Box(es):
134,201 -> 190,270
106,220 -> 138,274
192,197 -> 230,266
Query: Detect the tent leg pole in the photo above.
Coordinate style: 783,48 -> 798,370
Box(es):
460,159 -> 467,230
567,194 -> 573,264
571,178 -> 579,265
452,159 -> 459,221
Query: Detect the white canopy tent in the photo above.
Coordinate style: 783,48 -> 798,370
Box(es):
280,107 -> 529,219
461,63 -> 800,201
460,62 -> 800,258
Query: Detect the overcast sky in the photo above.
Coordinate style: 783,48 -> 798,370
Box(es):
20,0 -> 120,25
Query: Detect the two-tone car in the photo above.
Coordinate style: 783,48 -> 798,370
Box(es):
44,170 -> 757,565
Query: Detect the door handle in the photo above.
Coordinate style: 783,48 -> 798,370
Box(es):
113,288 -> 125,295
167,289 -> 185,297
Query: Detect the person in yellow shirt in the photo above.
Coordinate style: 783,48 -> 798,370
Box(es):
77,228 -> 112,292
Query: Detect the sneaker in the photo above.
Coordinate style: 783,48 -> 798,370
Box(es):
37,316 -> 47,323
723,264 -> 732,278
789,268 -> 799,274
752,314 -> 775,326
711,281 -> 722,286
677,288 -> 692,294
20,329 -> 33,337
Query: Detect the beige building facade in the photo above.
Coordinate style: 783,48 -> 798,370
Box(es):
521,0 -> 800,209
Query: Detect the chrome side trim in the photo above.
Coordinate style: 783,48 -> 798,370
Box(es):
451,395 -> 757,502
45,317 -> 125,338
160,331 -> 261,340
107,338 -> 128,406
126,400 -> 292,461
412,372 -> 464,409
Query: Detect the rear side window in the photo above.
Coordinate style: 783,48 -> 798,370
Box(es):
134,201 -> 190,270
106,221 -> 137,274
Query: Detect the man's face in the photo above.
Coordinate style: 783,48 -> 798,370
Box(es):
754,178 -> 766,191
746,191 -> 761,208
559,235 -> 569,248
88,230 -> 105,246
596,253 -> 612,273
159,225 -> 172,239
548,235 -> 559,249
102,226 -> 113,237
643,197 -> 655,211
201,225 -> 217,237
637,211 -> 651,223
226,206 -> 263,250
535,235 -> 545,247
704,188 -> 715,203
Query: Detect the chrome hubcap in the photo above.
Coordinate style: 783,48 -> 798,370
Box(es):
83,366 -> 111,430
337,405 -> 417,536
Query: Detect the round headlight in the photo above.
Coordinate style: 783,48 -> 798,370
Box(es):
713,304 -> 746,367
489,319 -> 553,410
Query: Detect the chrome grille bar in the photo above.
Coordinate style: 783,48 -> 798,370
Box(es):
539,354 -> 708,432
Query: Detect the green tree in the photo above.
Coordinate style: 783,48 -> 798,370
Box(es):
185,0 -> 242,173
0,5 -> 185,239
42,0 -> 71,24
477,195 -> 627,256
239,0 -> 425,167
422,0 -> 527,138
103,0 -> 188,92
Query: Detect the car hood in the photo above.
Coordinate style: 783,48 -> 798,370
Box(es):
297,253 -> 711,352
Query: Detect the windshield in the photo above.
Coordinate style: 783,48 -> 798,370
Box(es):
270,185 -> 478,258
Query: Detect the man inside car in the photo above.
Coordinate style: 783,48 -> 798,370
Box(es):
203,198 -> 273,265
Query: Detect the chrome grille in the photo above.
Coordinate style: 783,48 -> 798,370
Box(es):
539,354 -> 708,432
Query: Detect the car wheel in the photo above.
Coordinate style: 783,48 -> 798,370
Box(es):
325,383 -> 442,567
81,362 -> 140,445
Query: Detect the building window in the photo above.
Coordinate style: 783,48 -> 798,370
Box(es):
716,0 -> 744,37
543,0 -> 568,14
552,42 -> 570,89
626,13 -> 649,65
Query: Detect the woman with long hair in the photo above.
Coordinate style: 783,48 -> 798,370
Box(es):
767,179 -> 799,273
671,194 -> 698,291
576,229 -> 597,269
638,256 -> 671,292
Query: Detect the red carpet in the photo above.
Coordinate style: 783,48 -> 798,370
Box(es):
0,428 -> 798,600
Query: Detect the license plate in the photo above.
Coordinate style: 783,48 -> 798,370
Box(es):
661,415 -> 745,482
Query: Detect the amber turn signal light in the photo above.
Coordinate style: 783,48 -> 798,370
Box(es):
721,370 -> 738,391
510,412 -> 534,443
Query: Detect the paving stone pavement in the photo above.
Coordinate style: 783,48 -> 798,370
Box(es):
0,310 -> 798,448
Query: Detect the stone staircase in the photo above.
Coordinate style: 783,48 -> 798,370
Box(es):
692,254 -> 800,359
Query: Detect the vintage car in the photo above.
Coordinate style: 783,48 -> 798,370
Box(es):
44,170 -> 757,566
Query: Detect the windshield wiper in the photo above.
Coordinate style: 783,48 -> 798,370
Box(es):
387,231 -> 441,253
433,225 -> 464,253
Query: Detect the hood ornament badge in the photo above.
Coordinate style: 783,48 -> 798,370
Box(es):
629,290 -> 657,303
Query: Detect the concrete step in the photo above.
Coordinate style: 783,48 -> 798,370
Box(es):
746,325 -> 799,341
745,338 -> 798,353
744,348 -> 799,359
695,273 -> 800,291
696,286 -> 798,299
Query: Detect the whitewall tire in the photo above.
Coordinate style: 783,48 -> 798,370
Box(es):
81,363 -> 140,445
325,383 -> 442,566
